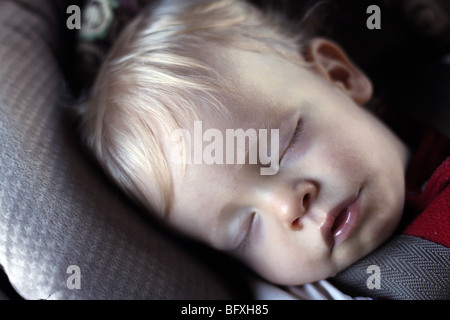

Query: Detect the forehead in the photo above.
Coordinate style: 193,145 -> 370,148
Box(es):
216,48 -> 307,107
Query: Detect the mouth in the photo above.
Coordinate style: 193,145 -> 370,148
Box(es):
320,191 -> 362,250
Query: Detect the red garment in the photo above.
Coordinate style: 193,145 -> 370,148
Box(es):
404,129 -> 450,248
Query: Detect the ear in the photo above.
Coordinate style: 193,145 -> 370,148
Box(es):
305,38 -> 373,105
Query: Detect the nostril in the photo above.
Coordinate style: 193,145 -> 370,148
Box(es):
291,217 -> 303,230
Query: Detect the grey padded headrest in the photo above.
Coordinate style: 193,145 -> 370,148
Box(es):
0,0 -> 243,299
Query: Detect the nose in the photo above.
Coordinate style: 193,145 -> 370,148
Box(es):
264,180 -> 318,231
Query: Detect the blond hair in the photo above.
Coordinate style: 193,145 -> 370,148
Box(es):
81,0 -> 307,219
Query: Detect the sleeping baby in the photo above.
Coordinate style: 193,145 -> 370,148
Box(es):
77,0 -> 449,299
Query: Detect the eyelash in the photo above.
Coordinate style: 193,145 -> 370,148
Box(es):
238,211 -> 257,251
280,119 -> 304,163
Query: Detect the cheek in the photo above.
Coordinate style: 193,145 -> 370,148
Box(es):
360,159 -> 406,240
315,110 -> 401,189
306,131 -> 370,192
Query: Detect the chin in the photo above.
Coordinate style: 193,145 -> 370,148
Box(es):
335,204 -> 403,276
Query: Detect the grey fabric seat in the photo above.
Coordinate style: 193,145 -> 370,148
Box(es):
0,0 -> 246,300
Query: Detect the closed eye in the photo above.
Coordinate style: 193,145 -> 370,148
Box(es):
237,211 -> 257,251
280,119 -> 304,164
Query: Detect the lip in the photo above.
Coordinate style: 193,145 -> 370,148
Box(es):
320,191 -> 362,250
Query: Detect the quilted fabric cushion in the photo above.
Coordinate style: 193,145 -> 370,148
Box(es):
0,0 -> 245,299
330,235 -> 450,300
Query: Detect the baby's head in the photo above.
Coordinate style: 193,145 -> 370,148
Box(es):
81,0 -> 410,285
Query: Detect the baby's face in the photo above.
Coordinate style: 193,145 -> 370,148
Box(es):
165,45 -> 409,285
